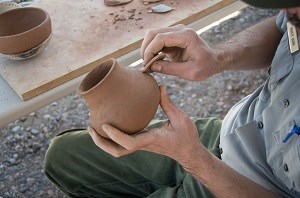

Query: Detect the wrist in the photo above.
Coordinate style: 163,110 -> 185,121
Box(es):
213,46 -> 231,73
180,144 -> 215,176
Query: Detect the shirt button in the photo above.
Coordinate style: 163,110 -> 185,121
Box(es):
257,121 -> 264,129
284,164 -> 289,172
284,99 -> 289,108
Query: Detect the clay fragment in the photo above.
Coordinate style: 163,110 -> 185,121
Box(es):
104,0 -> 132,6
151,4 -> 173,13
143,0 -> 162,4
142,52 -> 166,73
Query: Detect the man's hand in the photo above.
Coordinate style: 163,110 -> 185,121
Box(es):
140,24 -> 223,81
88,86 -> 205,167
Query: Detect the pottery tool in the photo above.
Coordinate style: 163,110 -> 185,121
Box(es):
142,52 -> 166,73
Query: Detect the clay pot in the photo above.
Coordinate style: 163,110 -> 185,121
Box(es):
0,7 -> 52,54
78,58 -> 160,138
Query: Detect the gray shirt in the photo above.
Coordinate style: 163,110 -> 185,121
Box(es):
220,11 -> 300,197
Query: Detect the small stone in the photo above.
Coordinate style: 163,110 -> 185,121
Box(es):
20,117 -> 26,122
191,93 -> 197,98
43,114 -> 51,120
19,185 -> 27,193
29,112 -> 35,116
51,101 -> 58,106
170,95 -> 177,100
227,85 -> 233,91
30,128 -> 39,135
47,189 -> 54,196
12,126 -> 20,133
6,175 -> 14,182
8,158 -> 18,165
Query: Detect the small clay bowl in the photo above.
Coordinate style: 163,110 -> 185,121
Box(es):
0,7 -> 52,55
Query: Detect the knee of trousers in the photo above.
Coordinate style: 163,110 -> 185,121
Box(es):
44,132 -> 71,177
43,130 -> 90,190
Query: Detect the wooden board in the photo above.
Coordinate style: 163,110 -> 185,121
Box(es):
0,0 -> 236,100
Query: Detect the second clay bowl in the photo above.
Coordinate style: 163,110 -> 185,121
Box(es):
0,7 -> 52,57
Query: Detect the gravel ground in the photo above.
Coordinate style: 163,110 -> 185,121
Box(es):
0,5 -> 278,198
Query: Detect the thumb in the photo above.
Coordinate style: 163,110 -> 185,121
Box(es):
159,86 -> 184,122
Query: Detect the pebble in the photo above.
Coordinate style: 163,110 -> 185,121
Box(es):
20,117 -> 26,122
227,85 -> 233,91
8,158 -> 18,165
29,112 -> 35,117
43,114 -> 51,120
51,101 -> 58,106
5,175 -> 14,182
12,125 -> 20,133
170,95 -> 177,100
30,128 -> 39,135
19,184 -> 27,193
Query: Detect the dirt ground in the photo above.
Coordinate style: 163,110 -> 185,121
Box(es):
0,6 -> 278,198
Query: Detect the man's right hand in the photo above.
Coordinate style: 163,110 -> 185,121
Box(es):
141,24 -> 224,81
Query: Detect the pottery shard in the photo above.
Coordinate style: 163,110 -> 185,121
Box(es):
151,4 -> 173,13
104,0 -> 132,6
143,0 -> 163,3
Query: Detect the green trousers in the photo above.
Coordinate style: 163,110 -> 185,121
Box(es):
44,117 -> 222,198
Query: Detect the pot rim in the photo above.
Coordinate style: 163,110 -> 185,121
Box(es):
78,58 -> 116,95
0,7 -> 50,39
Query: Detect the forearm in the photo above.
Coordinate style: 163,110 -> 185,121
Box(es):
215,16 -> 282,71
182,146 -> 280,198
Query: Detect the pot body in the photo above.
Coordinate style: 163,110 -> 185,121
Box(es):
78,58 -> 160,138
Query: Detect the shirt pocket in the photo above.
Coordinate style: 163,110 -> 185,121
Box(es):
271,120 -> 300,192
222,121 -> 275,191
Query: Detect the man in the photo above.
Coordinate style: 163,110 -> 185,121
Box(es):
44,0 -> 300,197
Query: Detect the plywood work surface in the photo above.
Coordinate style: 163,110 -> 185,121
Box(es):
0,0 -> 235,100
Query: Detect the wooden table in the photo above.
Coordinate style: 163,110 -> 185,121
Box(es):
0,0 -> 247,127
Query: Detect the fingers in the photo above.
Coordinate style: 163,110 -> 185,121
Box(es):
150,60 -> 200,80
88,126 -> 130,157
141,24 -> 186,61
143,30 -> 192,65
102,124 -> 155,151
159,86 -> 186,122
